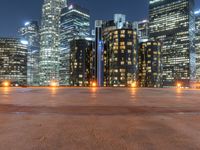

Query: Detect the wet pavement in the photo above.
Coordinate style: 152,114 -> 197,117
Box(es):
0,87 -> 200,150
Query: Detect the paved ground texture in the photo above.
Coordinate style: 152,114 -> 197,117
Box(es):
0,87 -> 200,150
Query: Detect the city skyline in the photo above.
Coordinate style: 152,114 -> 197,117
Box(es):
0,0 -> 199,37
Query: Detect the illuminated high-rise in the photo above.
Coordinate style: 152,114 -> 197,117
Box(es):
39,0 -> 66,86
149,0 -> 195,87
59,4 -> 90,86
69,39 -> 95,86
195,10 -> 200,83
102,14 -> 138,87
19,21 -> 40,86
138,41 -> 162,88
0,38 -> 27,86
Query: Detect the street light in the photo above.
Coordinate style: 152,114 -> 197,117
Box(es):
2,81 -> 10,87
92,82 -> 97,87
177,83 -> 182,88
50,80 -> 58,87
131,82 -> 137,88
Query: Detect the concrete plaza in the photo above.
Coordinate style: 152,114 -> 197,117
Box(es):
0,87 -> 200,150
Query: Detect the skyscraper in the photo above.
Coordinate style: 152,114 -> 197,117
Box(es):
95,20 -> 104,86
102,14 -> 138,87
19,21 -> 40,86
94,14 -> 137,87
39,0 -> 66,86
149,0 -> 195,87
138,41 -> 162,88
59,4 -> 90,86
0,38 -> 27,86
195,10 -> 200,83
69,39 -> 95,86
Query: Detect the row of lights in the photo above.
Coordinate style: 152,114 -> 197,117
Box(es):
1,80 -> 137,88
0,80 -> 182,89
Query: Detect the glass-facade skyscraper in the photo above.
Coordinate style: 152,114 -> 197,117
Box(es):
149,0 -> 196,87
195,10 -> 200,82
0,38 -> 27,86
19,21 -> 40,86
95,20 -> 104,86
39,0 -> 66,86
59,4 -> 90,86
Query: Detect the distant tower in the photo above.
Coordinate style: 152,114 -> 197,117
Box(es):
149,0 -> 195,87
19,21 -> 40,86
102,14 -> 138,87
59,4 -> 90,86
195,10 -> 200,83
69,39 -> 95,86
39,0 -> 66,86
138,41 -> 162,88
95,20 -> 104,87
0,38 -> 27,86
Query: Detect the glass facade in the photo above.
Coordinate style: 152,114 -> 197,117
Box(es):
0,38 -> 27,86
19,21 -> 40,86
195,11 -> 200,83
95,20 -> 104,87
149,0 -> 196,87
94,14 -> 137,87
59,4 -> 90,86
103,29 -> 138,87
39,0 -> 66,86
69,39 -> 95,86
138,41 -> 162,88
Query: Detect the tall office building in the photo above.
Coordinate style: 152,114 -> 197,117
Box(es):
138,41 -> 162,88
69,39 -> 95,86
102,14 -> 138,87
59,4 -> 90,86
149,0 -> 195,87
195,10 -> 200,83
0,38 -> 27,86
19,21 -> 40,86
95,20 -> 104,86
39,0 -> 66,86
94,14 -> 137,87
103,29 -> 138,87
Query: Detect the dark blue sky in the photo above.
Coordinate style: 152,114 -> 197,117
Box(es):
0,0 -> 199,37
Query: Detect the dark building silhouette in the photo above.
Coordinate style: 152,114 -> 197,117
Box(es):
138,41 -> 162,88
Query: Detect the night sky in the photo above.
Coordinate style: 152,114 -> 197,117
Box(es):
0,0 -> 199,37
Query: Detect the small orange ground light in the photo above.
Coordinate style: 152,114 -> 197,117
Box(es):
2,81 -> 10,87
92,82 -> 97,87
177,83 -> 182,88
131,82 -> 137,88
50,81 -> 58,87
